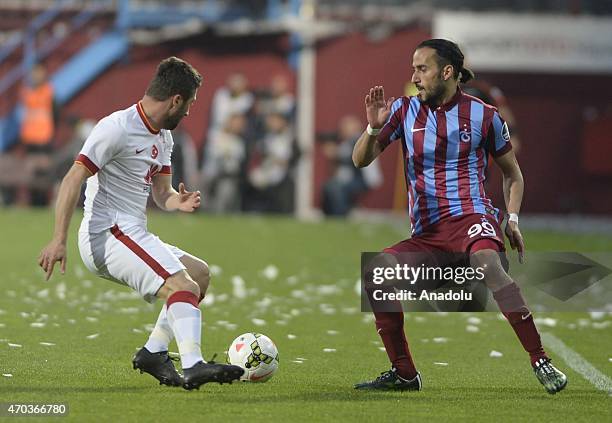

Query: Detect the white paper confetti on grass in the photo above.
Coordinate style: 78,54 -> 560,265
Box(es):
320,304 -> 336,315
86,316 -> 99,323
326,330 -> 339,335
286,276 -> 299,285
262,265 -> 279,280
292,360 -> 304,364
0,323 -> 6,328
202,293 -> 215,306
414,316 -> 426,323
467,316 -> 482,325
2,373 -> 13,377
434,362 -> 449,366
255,297 -> 272,309
592,321 -> 611,329
209,264 -> 222,276
534,317 -> 557,327
132,328 -> 143,333
39,342 -> 56,346
231,276 -> 247,299
8,343 -> 22,348
432,337 -> 448,343
75,265 -> 85,278
295,357 -> 308,361
379,347 -> 386,352
323,348 -> 337,352
287,334 -> 297,340
317,285 -> 341,296
589,311 -> 605,320
466,325 -> 480,333
56,282 -> 67,300
36,289 -> 49,299
489,350 -> 503,358
86,333 -> 99,339
30,322 -> 45,328
251,318 -> 266,327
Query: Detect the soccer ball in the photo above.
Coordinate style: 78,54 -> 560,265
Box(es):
227,332 -> 279,382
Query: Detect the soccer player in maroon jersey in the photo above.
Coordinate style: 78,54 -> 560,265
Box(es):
352,39 -> 567,394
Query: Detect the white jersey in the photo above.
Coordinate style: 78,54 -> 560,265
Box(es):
76,102 -> 174,233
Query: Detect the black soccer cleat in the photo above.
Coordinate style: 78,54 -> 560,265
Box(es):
132,347 -> 183,387
533,357 -> 567,394
182,361 -> 244,390
354,368 -> 422,391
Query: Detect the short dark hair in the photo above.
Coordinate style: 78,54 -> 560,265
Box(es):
145,56 -> 202,101
416,39 -> 475,84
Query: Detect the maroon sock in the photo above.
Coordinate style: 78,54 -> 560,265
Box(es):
374,311 -> 418,380
493,283 -> 548,366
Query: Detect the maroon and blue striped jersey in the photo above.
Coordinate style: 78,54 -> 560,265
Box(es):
377,88 -> 512,235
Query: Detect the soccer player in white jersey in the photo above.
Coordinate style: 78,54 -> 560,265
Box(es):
38,57 -> 244,390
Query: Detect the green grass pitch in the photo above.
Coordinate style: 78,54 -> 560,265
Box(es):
0,209 -> 610,421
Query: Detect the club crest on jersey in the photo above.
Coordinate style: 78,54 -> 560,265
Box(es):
460,129 -> 471,143
151,145 -> 159,159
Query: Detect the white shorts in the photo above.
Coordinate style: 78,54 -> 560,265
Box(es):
78,223 -> 186,303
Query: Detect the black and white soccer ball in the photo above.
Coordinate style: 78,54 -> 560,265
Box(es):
227,332 -> 279,382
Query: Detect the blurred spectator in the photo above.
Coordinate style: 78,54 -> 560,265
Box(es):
245,112 -> 296,213
170,128 -> 199,192
209,73 -> 254,136
49,117 -> 95,204
259,74 -> 295,119
15,63 -> 59,206
52,117 -> 95,182
201,113 -> 248,213
322,115 -> 383,216
19,63 -> 57,154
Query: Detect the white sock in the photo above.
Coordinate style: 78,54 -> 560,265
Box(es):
166,293 -> 203,369
144,306 -> 174,353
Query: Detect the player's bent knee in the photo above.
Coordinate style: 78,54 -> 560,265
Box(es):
470,249 -> 512,291
190,262 -> 210,293
163,271 -> 201,299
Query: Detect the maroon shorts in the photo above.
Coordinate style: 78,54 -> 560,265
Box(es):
384,213 -> 505,255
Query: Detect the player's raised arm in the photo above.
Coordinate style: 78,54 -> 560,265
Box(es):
38,163 -> 91,280
152,174 -> 201,212
352,86 -> 395,168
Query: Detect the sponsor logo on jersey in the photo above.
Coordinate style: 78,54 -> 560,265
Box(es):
501,122 -> 511,142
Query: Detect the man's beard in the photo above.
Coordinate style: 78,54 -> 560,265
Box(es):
420,81 -> 446,108
163,107 -> 186,130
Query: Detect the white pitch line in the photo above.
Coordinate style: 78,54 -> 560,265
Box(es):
542,332 -> 612,394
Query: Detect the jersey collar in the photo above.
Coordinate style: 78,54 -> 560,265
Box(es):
434,87 -> 463,112
136,101 -> 160,135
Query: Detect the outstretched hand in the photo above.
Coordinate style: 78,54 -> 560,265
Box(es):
38,240 -> 67,281
504,220 -> 525,263
365,86 -> 395,130
177,182 -> 201,212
